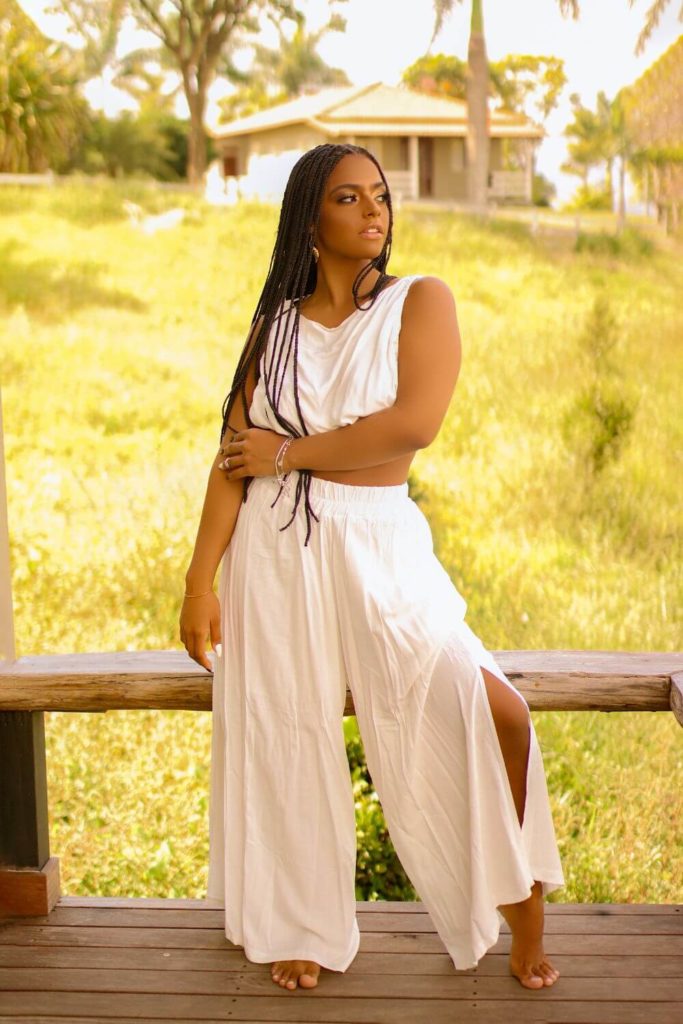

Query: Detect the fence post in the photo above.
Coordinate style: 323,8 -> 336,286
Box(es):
0,386 -> 60,917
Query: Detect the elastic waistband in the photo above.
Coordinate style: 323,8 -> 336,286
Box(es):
305,473 -> 410,508
252,471 -> 411,514
247,473 -> 414,525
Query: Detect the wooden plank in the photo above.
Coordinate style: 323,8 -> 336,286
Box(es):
7,906 -> 683,933
0,1013 -> 679,1024
54,896 -> 683,915
0,966 -> 682,1001
1,924 -> 682,955
358,901 -> 682,915
0,945 -> 680,977
357,913 -> 683,934
58,897 -> 224,911
448,1005 -> 683,1024
0,992 -> 680,1023
0,649 -> 681,712
357,931 -> 683,955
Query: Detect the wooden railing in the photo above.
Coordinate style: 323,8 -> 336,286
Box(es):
1,648 -> 681,921
1,649 -> 682,714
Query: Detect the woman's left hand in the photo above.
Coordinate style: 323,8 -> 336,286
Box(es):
218,428 -> 289,480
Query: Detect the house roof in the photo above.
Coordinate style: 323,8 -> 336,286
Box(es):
208,81 -> 544,140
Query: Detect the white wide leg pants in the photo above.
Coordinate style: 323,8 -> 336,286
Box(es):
207,473 -> 565,972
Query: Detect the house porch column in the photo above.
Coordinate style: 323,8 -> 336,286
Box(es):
409,135 -> 419,200
525,139 -> 534,203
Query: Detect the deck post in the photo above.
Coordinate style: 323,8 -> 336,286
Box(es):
0,387 -> 60,917
670,672 -> 683,727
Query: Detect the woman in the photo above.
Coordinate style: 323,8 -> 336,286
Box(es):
179,143 -> 565,994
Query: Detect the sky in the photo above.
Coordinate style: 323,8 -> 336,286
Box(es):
18,0 -> 683,203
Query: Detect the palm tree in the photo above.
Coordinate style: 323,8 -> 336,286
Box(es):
430,0 -> 678,210
220,12 -> 350,122
629,0 -> 683,55
0,2 -> 86,172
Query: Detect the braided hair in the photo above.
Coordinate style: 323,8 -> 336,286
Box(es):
219,142 -> 395,546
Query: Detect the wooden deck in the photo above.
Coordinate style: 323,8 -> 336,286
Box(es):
0,897 -> 680,1023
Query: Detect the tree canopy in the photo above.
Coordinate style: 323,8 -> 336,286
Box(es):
0,0 -> 86,172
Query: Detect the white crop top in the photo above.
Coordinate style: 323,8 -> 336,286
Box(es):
249,275 -> 423,434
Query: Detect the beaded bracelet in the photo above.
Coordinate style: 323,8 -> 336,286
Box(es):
274,437 -> 295,484
184,590 -> 213,598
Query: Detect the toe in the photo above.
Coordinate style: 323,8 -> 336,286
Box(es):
541,959 -> 560,983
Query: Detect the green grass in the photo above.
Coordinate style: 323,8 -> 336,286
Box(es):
1,179 -> 681,904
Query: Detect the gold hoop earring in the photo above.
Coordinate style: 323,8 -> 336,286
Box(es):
311,244 -> 319,263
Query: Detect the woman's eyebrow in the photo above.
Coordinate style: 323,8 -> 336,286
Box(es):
329,181 -> 385,194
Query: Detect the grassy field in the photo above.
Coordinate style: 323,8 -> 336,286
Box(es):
1,178 -> 681,904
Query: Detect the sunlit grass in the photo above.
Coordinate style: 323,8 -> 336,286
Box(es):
1,179 -> 681,903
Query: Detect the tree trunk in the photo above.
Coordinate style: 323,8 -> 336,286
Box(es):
185,79 -> 208,185
605,157 -> 614,208
465,0 -> 489,212
616,155 -> 626,234
652,163 -> 662,224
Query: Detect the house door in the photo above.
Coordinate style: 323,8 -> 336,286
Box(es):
418,137 -> 434,197
222,154 -> 238,177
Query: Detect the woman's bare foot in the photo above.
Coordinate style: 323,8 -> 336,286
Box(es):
498,880 -> 560,989
271,959 -> 321,990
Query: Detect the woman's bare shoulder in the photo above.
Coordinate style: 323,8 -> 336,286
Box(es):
402,275 -> 457,325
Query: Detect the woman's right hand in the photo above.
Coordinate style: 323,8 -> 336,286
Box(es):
179,591 -> 222,673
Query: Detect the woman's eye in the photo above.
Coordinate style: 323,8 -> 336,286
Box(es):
337,192 -> 389,204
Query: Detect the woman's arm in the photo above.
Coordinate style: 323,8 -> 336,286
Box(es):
222,277 -> 461,479
183,321 -> 262,595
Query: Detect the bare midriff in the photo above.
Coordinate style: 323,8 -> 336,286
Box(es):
310,452 -> 416,486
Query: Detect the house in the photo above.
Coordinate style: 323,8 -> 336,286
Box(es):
206,81 -> 543,205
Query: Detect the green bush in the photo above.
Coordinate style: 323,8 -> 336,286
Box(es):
532,172 -> 556,207
574,226 -> 655,258
57,109 -> 213,182
564,183 -> 613,211
561,293 -> 639,474
344,718 -> 416,901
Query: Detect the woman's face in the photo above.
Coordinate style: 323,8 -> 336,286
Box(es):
313,153 -> 390,263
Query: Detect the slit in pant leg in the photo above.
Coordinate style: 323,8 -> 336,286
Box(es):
468,650 -> 565,903
476,662 -> 532,831
447,622 -> 565,900
353,634 -> 563,970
